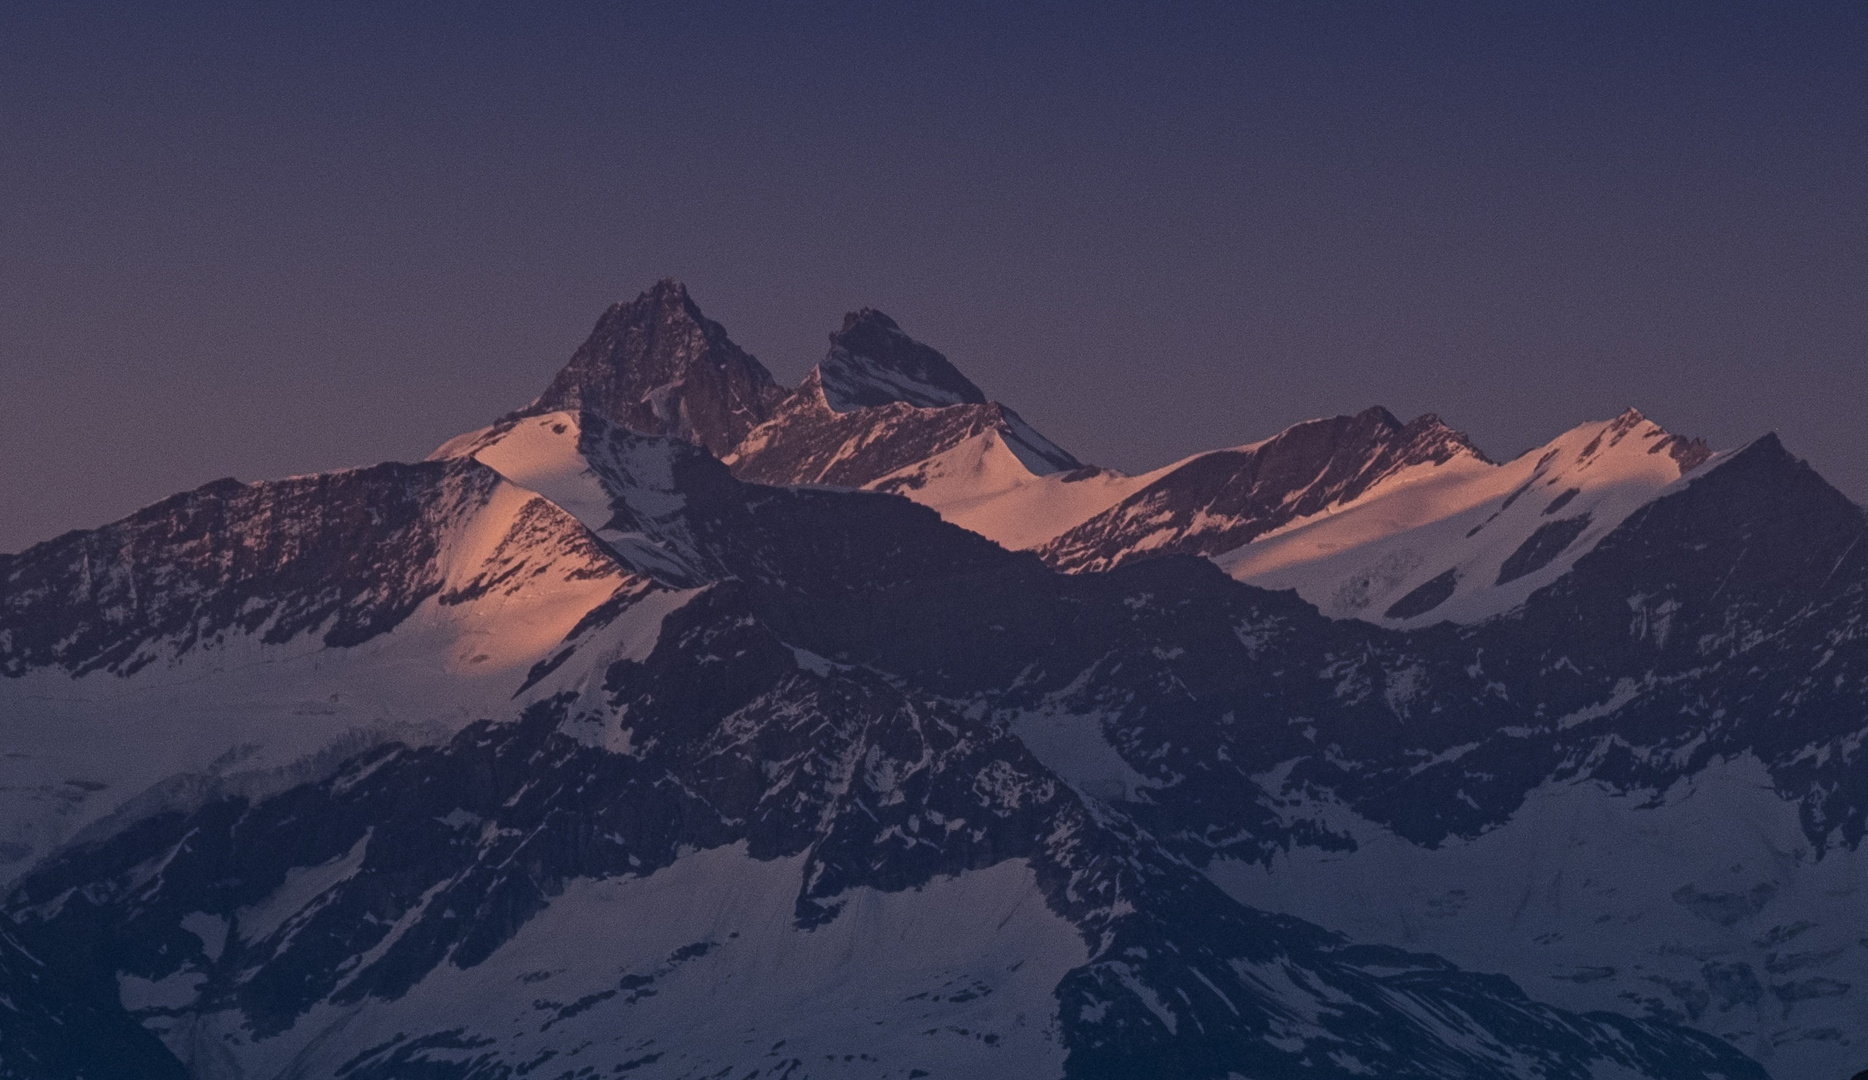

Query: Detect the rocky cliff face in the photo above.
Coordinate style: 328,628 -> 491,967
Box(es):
0,461 -> 502,676
726,306 -> 1080,492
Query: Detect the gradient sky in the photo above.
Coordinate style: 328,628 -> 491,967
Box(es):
3,1 -> 1865,553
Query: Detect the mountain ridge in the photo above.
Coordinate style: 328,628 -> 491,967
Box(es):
5,280 -> 1864,1079
490,280 -> 1731,626
1,424 -> 1787,1078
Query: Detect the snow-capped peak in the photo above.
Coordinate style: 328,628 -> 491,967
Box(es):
1218,407 -> 1720,624
813,308 -> 987,412
1030,406 -> 1491,573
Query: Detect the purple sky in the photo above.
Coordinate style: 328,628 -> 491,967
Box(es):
3,1 -> 1865,553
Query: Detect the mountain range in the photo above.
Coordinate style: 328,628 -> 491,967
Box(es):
2,279 -> 1862,1080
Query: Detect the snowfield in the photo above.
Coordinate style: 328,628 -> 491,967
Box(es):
147,849 -> 1086,1080
1211,755 -> 1868,1079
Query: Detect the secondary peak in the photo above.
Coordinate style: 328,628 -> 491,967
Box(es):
815,308 -> 988,413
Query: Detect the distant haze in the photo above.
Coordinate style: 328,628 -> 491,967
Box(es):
3,1 -> 1864,553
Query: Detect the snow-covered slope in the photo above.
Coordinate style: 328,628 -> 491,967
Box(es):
731,385 -> 1724,638
0,443 -> 696,890
874,451 -> 1157,554
740,347 -> 1718,636
434,408 -> 725,586
1035,406 -> 1487,572
188,849 -> 1089,1080
1212,755 -> 1868,1078
1219,407 -> 1716,624
8,555 -> 1766,1080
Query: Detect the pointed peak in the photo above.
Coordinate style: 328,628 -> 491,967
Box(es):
1566,407 -> 1711,475
1282,406 -> 1487,466
590,278 -> 706,332
839,307 -> 901,335
632,277 -> 695,312
814,308 -> 987,413
520,280 -> 783,458
1679,430 -> 1863,534
1351,405 -> 1405,428
1729,430 -> 1789,465
1400,412 -> 1494,465
1624,409 -> 1715,473
1593,405 -> 1652,443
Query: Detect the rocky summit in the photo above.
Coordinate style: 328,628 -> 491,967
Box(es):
523,278 -> 786,457
2,281 -> 1862,1080
814,307 -> 987,412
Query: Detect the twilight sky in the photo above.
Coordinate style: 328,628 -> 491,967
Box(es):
2,1 -> 1864,553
